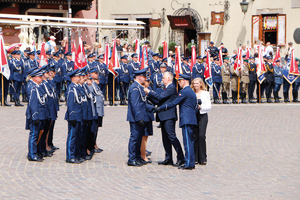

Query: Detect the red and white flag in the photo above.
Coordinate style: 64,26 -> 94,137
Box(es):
257,44 -> 267,83
79,37 -> 87,68
272,47 -> 280,66
174,46 -> 182,80
190,45 -> 196,71
134,39 -> 140,62
39,42 -> 48,68
162,41 -> 168,59
234,47 -> 243,75
108,39 -> 120,76
204,49 -> 213,87
140,45 -> 148,70
246,46 -> 251,59
71,40 -> 76,62
289,48 -> 300,75
0,34 -> 10,80
218,45 -> 223,66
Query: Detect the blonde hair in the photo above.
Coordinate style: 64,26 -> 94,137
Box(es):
191,78 -> 206,92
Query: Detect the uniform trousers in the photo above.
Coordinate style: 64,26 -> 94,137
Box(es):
66,121 -> 80,160
86,120 -> 96,151
241,82 -> 249,94
108,74 -> 117,99
249,81 -> 256,99
77,121 -> 88,159
12,81 -> 22,100
182,124 -> 195,168
47,120 -> 55,147
99,84 -> 106,98
128,122 -> 144,163
28,119 -> 41,159
22,81 -> 27,98
193,113 -> 208,163
222,82 -> 230,95
273,83 -> 282,93
213,82 -> 221,98
120,82 -> 129,99
292,82 -> 300,92
55,82 -> 62,98
161,119 -> 184,162
265,81 -> 274,98
283,79 -> 291,93
39,119 -> 50,154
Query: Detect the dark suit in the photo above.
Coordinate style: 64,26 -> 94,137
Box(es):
147,83 -> 184,162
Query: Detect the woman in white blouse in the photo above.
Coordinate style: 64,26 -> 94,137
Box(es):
191,78 -> 211,165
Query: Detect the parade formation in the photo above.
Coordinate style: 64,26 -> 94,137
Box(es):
0,32 -> 299,170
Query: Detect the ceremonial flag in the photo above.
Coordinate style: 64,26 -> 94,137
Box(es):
218,45 -> 223,66
174,46 -> 182,80
0,34 -> 10,80
108,39 -> 119,76
39,42 -> 47,68
31,41 -> 38,61
134,39 -> 141,62
74,41 -> 81,69
79,36 -> 87,68
190,45 -> 196,71
246,46 -> 251,59
289,48 -> 300,75
140,45 -> 148,70
272,47 -> 280,66
71,40 -> 76,62
162,41 -> 168,59
257,45 -> 266,84
204,49 -> 213,87
233,47 -> 242,75
104,43 -> 110,65
283,48 -> 299,84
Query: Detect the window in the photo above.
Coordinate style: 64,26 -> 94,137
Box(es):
136,18 -> 150,39
115,18 -> 128,39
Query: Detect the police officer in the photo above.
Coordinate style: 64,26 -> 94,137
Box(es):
96,54 -> 108,97
62,52 -> 74,100
10,50 -> 25,106
265,56 -> 275,103
129,53 -> 141,83
192,56 -> 205,82
127,68 -> 149,167
119,55 -> 130,105
211,57 -> 222,104
181,57 -> 191,79
21,49 -> 31,102
273,59 -> 284,103
148,53 -> 160,81
26,67 -> 46,162
230,55 -> 239,104
221,57 -> 231,104
65,69 -> 82,164
248,56 -> 257,103
87,53 -> 96,71
154,74 -> 197,170
207,41 -> 219,57
52,51 -> 63,101
240,59 -> 250,103
153,63 -> 167,95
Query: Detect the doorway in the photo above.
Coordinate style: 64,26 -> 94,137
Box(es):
184,29 -> 197,56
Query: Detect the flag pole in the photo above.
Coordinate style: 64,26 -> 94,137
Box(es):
258,82 -> 261,103
237,75 -> 240,103
289,84 -> 292,101
113,76 -> 115,105
1,74 -> 3,106
106,84 -> 108,101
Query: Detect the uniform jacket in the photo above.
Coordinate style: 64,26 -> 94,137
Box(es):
241,64 -> 250,84
181,63 -> 191,77
149,60 -> 160,80
274,65 -> 284,85
10,58 -> 24,82
192,62 -> 205,80
221,63 -> 231,83
119,62 -> 130,83
249,62 -> 257,82
265,62 -> 274,82
26,82 -> 47,121
97,62 -> 108,85
211,62 -> 222,83
64,82 -> 83,122
88,81 -> 105,117
129,61 -> 141,81
153,73 -> 164,95
62,59 -> 74,82
52,60 -> 63,83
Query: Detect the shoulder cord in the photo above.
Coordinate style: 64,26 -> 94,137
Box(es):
35,87 -> 45,105
73,87 -> 82,104
43,82 -> 53,98
274,66 -> 281,75
195,64 -> 203,74
132,62 -> 139,71
137,85 -> 147,102
213,64 -> 220,74
83,85 -> 93,99
122,63 -> 128,73
92,82 -> 102,96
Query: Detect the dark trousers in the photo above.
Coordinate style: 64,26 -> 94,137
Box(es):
213,82 -> 221,98
128,122 -> 143,162
119,82 -> 129,99
256,80 -> 266,101
66,121 -> 80,160
182,124 -> 195,168
13,81 -> 22,100
99,84 -> 106,99
161,119 -> 184,162
77,121 -> 88,159
0,76 -> 9,99
292,82 -> 299,92
22,81 -> 27,97
249,81 -> 256,99
86,120 -> 96,151
273,83 -> 282,93
193,113 -> 208,163
108,74 -> 115,99
265,81 -> 274,99
28,120 -> 41,159
55,82 -> 61,98
38,119 -> 50,154
47,120 -> 55,147
283,79 -> 290,93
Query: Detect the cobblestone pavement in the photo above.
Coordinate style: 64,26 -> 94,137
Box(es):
0,103 -> 299,200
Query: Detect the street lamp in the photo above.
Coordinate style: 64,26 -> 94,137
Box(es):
240,0 -> 249,14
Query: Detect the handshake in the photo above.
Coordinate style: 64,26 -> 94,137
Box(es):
152,106 -> 161,113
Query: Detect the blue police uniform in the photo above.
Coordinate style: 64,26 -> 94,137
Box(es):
148,59 -> 160,81
21,55 -> 30,102
248,61 -> 257,103
119,61 -> 130,105
126,69 -> 150,166
52,58 -> 63,99
181,62 -> 191,78
158,75 -> 197,169
265,62 -> 275,102
192,62 -> 205,81
97,62 -> 108,96
129,61 -> 141,82
292,62 -> 300,102
152,73 -> 164,95
211,62 -> 222,103
10,57 -> 25,106
147,83 -> 184,164
64,69 -> 83,163
62,59 -> 74,97
273,64 -> 283,102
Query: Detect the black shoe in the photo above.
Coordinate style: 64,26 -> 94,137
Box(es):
158,160 -> 173,165
199,162 -> 207,165
4,100 -> 11,106
146,150 -> 152,157
85,154 -> 93,160
66,159 -> 81,164
51,146 -> 59,150
139,159 -> 147,165
18,100 -> 24,106
28,157 -> 43,162
157,124 -> 161,128
94,148 -> 103,153
145,160 -> 152,164
179,165 -> 195,170
172,160 -> 185,167
127,161 -> 143,167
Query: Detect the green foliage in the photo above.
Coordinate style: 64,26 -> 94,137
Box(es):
158,46 -> 163,55
187,43 -> 193,52
168,42 -> 176,52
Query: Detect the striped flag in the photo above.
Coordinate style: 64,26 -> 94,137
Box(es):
39,42 -> 48,68
272,47 -> 280,66
134,39 -> 141,62
174,46 -> 182,80
289,48 -> 300,75
162,41 -> 168,59
104,43 -> 110,65
218,45 -> 223,66
257,45 -> 266,84
234,47 -> 243,75
204,49 -> 213,87
190,45 -> 196,71
246,46 -> 251,59
140,45 -> 148,70
0,34 -> 10,80
71,40 -> 76,62
108,39 -> 119,76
